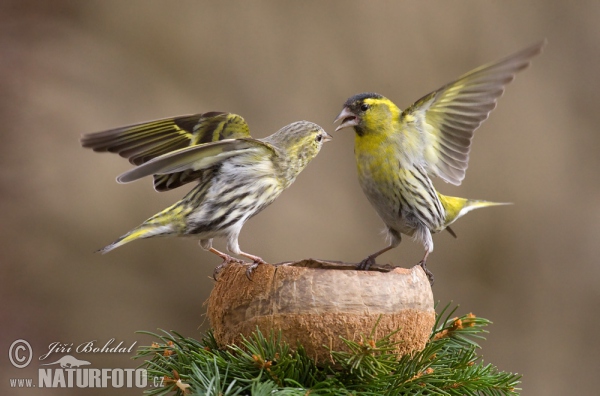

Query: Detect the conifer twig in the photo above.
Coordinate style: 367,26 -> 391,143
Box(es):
135,303 -> 520,395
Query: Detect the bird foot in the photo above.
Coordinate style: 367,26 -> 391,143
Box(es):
212,255 -> 245,281
244,259 -> 267,281
357,256 -> 376,271
418,260 -> 434,286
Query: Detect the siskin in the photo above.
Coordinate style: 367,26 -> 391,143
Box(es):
334,41 -> 545,283
81,112 -> 331,276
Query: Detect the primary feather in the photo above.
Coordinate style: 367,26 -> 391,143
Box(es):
81,112 -> 252,191
400,41 -> 545,185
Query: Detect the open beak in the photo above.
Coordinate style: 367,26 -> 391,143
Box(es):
334,107 -> 359,131
323,131 -> 333,143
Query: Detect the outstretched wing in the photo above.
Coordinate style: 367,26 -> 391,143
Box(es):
116,138 -> 277,184
399,40 -> 545,185
81,112 -> 252,191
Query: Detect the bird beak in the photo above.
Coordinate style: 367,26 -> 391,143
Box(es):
323,131 -> 333,143
334,107 -> 359,131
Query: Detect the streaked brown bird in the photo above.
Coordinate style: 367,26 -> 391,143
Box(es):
82,112 -> 331,276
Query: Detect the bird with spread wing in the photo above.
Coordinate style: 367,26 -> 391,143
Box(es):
334,41 -> 545,283
82,112 -> 331,277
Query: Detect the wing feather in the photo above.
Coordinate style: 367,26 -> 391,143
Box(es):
116,138 -> 276,184
81,115 -> 199,164
81,112 -> 252,191
400,41 -> 545,185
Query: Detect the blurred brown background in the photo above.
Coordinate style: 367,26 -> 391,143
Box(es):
1,1 -> 598,395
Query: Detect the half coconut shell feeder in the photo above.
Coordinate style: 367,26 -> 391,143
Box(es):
207,259 -> 435,363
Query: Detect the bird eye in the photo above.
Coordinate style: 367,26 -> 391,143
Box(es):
360,103 -> 370,111
316,134 -> 323,142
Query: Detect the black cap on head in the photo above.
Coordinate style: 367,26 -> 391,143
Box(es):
344,92 -> 383,107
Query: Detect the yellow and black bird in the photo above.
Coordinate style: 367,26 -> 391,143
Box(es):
81,112 -> 331,276
334,41 -> 545,283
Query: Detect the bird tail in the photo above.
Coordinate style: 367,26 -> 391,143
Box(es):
96,205 -> 182,254
96,223 -> 174,254
461,199 -> 511,216
438,193 -> 511,227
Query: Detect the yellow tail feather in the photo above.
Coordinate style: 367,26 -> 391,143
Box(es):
438,193 -> 511,226
96,225 -> 173,254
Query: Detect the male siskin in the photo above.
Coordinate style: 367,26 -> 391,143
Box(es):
335,41 -> 545,283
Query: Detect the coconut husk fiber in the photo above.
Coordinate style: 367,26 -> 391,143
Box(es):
207,259 -> 435,363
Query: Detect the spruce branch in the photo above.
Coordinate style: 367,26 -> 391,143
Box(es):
135,303 -> 520,395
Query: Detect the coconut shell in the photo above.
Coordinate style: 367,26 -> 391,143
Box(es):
207,259 -> 435,363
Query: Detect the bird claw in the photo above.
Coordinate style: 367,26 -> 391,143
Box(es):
357,256 -> 376,271
212,262 -> 228,281
418,260 -> 434,286
244,259 -> 266,281
212,256 -> 244,281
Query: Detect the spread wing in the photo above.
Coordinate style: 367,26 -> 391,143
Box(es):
399,40 -> 545,185
81,112 -> 251,191
117,138 -> 277,184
